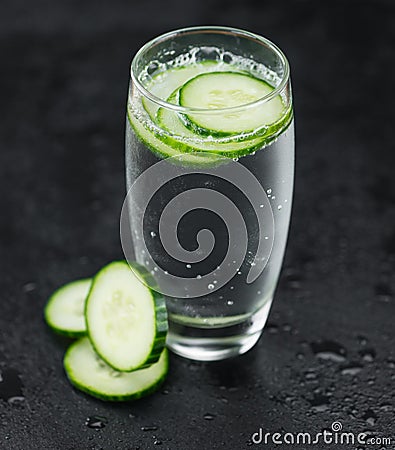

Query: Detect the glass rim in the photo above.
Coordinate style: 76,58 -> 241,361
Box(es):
130,25 -> 290,114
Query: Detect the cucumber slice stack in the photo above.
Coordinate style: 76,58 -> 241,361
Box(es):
128,62 -> 292,163
45,278 -> 91,337
44,261 -> 169,402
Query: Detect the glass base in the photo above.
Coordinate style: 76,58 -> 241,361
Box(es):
166,300 -> 272,361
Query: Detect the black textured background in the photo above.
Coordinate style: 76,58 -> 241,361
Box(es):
1,0 -> 395,449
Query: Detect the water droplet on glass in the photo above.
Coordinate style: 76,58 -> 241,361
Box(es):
141,426 -> 158,432
153,439 -> 162,445
277,205 -> 282,210
257,290 -> 261,295
203,413 -> 215,420
227,300 -> 234,306
237,271 -> 242,275
186,264 -> 191,269
267,189 -> 272,194
230,286 -> 234,290
259,204 -> 264,208
85,416 -> 108,429
207,284 -> 215,290
150,231 -> 156,238
196,275 -> 202,279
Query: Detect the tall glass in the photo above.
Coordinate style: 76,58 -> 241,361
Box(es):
122,26 -> 294,361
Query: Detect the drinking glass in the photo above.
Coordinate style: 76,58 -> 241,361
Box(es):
121,26 -> 294,361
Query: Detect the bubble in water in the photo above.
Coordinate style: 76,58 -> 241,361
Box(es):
267,189 -> 272,194
196,275 -> 202,279
208,284 -> 215,290
147,61 -> 160,75
186,264 -> 191,269
150,231 -> 156,237
227,300 -> 234,306
141,426 -> 158,431
277,205 -> 282,210
203,413 -> 215,420
230,286 -> 234,290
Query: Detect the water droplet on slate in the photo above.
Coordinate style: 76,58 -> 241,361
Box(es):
309,393 -> 330,412
375,283 -> 392,301
362,409 -> 377,426
387,359 -> 395,368
310,341 -> 347,363
340,364 -> 363,376
7,396 -> 25,406
358,335 -> 368,346
266,324 -> 278,334
85,416 -> 108,429
0,368 -> 24,402
359,349 -> 376,363
23,282 -> 36,292
305,371 -> 317,381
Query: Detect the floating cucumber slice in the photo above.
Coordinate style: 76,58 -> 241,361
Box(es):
64,337 -> 168,401
179,71 -> 285,136
44,279 -> 91,337
85,261 -> 168,372
141,61 -> 220,120
156,90 -> 267,157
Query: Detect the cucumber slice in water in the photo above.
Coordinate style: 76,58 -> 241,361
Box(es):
156,90 -> 267,157
179,71 -> 285,135
64,337 -> 168,401
44,279 -> 91,337
85,261 -> 167,372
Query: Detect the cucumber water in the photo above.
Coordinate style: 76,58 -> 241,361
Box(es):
126,44 -> 294,358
